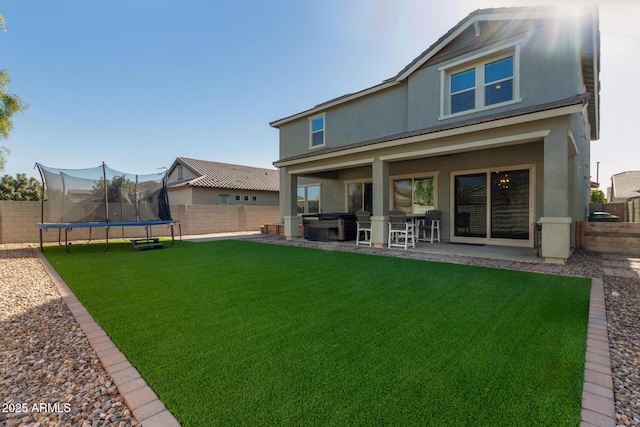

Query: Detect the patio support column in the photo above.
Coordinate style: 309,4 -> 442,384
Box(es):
281,168 -> 301,240
371,157 -> 389,247
541,126 -> 572,264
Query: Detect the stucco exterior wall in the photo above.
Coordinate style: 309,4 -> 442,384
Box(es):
0,201 -> 280,244
166,165 -> 198,184
190,187 -> 279,206
277,19 -> 585,162
408,26 -> 582,131
168,187 -> 279,206
568,110 -> 593,225
278,84 -> 408,160
167,186 -> 194,205
325,84 -> 408,147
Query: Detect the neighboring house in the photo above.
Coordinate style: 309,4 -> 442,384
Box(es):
166,157 -> 280,206
610,171 -> 640,203
270,6 -> 600,264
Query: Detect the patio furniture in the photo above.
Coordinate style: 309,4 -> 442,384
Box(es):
455,212 -> 471,235
388,210 -> 416,249
418,210 -> 441,243
355,210 -> 372,246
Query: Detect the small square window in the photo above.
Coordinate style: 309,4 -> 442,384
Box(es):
244,196 -> 249,201
252,196 -> 257,202
235,195 -> 241,201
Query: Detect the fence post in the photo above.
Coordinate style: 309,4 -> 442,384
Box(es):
575,220 -> 584,250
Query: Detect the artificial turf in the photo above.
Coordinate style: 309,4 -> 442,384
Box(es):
44,240 -> 591,426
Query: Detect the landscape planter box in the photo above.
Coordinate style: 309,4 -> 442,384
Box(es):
265,223 -> 284,234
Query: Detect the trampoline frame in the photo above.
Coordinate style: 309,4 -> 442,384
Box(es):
37,220 -> 181,252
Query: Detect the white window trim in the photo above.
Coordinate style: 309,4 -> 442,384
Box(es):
309,113 -> 326,149
439,41 -> 522,120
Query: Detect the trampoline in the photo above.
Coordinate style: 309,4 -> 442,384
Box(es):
36,162 -> 180,252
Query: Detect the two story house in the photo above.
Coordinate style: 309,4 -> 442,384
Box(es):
270,6 -> 600,264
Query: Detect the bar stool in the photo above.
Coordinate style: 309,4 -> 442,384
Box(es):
418,210 -> 441,243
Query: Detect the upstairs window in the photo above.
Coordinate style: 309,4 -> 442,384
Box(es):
484,56 -> 513,106
451,69 -> 476,114
441,45 -> 519,118
310,115 -> 325,148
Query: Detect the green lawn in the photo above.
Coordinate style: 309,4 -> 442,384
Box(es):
44,240 -> 590,426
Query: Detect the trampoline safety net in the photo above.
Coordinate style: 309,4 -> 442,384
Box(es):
36,163 -> 172,224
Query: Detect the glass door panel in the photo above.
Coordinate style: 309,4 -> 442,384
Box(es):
454,173 -> 487,238
491,169 -> 529,239
363,182 -> 373,213
348,182 -> 373,213
347,183 -> 363,212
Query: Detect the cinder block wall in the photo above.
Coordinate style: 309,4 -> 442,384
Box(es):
0,201 -> 44,244
173,204 -> 281,235
0,201 -> 281,244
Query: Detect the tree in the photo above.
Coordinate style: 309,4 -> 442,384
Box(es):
92,175 -> 137,203
591,189 -> 607,204
0,13 -> 29,171
0,173 -> 42,201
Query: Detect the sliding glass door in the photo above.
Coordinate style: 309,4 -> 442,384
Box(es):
454,167 -> 531,242
490,169 -> 530,240
347,182 -> 372,213
454,173 -> 487,238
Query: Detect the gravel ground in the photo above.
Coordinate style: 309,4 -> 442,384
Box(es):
1,238 -> 638,426
601,257 -> 640,426
0,244 -> 139,427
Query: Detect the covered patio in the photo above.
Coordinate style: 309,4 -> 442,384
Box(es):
274,96 -> 592,266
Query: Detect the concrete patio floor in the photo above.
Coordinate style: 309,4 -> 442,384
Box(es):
183,231 -> 544,264
376,240 -> 540,263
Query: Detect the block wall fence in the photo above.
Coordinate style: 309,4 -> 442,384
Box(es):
0,201 -> 281,244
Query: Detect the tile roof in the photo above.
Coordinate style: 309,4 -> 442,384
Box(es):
611,171 -> 640,201
170,157 -> 279,192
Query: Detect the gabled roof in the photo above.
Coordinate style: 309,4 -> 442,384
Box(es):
168,157 -> 279,192
611,171 -> 640,201
270,6 -> 600,139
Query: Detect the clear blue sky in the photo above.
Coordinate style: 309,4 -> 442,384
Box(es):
1,0 -> 638,190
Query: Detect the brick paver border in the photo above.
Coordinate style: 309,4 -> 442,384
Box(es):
580,278 -> 615,427
36,251 -> 181,427
36,250 -> 616,426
